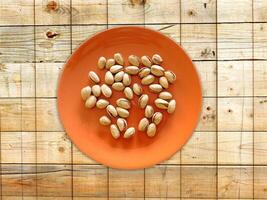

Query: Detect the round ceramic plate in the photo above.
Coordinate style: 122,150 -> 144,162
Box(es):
57,26 -> 202,169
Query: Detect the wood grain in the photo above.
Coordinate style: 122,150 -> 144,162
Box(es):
254,23 -> 267,59
254,97 -> 267,131
254,132 -> 267,164
254,61 -> 267,96
254,166 -> 267,198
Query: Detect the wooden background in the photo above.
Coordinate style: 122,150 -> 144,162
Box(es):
0,0 -> 267,199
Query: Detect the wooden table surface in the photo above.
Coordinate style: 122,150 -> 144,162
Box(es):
0,0 -> 267,199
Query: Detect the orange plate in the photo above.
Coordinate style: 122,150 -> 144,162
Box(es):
57,26 -> 202,169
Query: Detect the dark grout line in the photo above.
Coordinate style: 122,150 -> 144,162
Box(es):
252,0 -> 255,198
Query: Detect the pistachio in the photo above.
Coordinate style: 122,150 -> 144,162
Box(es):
149,84 -> 163,93
99,115 -> 111,126
122,73 -> 131,86
138,117 -> 149,131
128,55 -> 140,66
159,76 -> 169,89
133,83 -> 143,96
141,74 -> 155,85
147,123 -> 157,137
81,86 -> 91,100
98,56 -> 106,69
101,84 -> 112,98
96,99 -> 109,109
116,107 -> 129,118
106,105 -> 118,118
123,127 -> 135,138
138,67 -> 151,78
159,91 -> 172,100
164,70 -> 176,83
110,65 -> 123,74
152,112 -> 163,125
114,71 -> 124,82
85,95 -> 97,108
141,55 -> 152,67
110,124 -> 120,139
124,87 -> 134,100
152,54 -> 163,65
125,66 -> 140,75
112,82 -> 125,91
138,94 -> 149,109
154,98 -> 169,109
105,71 -> 114,85
92,85 -> 101,97
114,53 -> 124,65
151,65 -> 165,76
88,71 -> 100,83
117,118 -> 127,132
167,99 -> 176,114
116,98 -> 131,109
145,105 -> 154,118
106,58 -> 115,69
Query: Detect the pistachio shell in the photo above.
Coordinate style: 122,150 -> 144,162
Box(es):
122,73 -> 131,86
159,76 -> 169,89
81,86 -> 91,100
99,116 -> 111,126
117,118 -> 127,132
114,53 -> 124,65
138,94 -> 149,109
138,117 -> 149,131
106,58 -> 115,69
159,91 -> 172,100
164,70 -> 176,83
147,123 -> 157,137
128,55 -> 140,66
98,56 -> 106,69
167,99 -> 176,114
152,112 -> 163,125
88,71 -> 100,83
133,83 -> 143,96
125,66 -> 140,75
141,74 -> 155,85
151,65 -> 165,76
138,67 -> 151,78
152,54 -> 163,65
141,55 -> 152,67
92,85 -> 101,97
106,105 -> 118,118
101,84 -> 112,98
124,87 -> 134,100
112,82 -> 125,91
145,105 -> 154,118
110,124 -> 120,139
116,98 -> 131,109
85,95 -> 97,108
149,84 -> 163,93
123,127 -> 135,138
105,71 -> 114,85
154,98 -> 169,109
116,107 -> 129,118
110,65 -> 123,74
96,99 -> 109,109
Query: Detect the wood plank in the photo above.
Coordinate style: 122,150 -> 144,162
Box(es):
0,0 -> 34,25
194,61 -> 216,97
254,166 -> 267,198
181,0 -> 216,23
0,26 -> 34,63
36,132 -> 71,164
196,97 -> 216,131
1,164 -> 22,196
181,166 -> 216,198
254,23 -> 267,59
218,61 -> 253,96
218,166 -> 253,199
72,144 -> 98,164
37,165 -> 72,197
217,0 -> 252,22
254,97 -> 267,131
36,98 -> 63,131
144,0 -> 180,23
254,61 -> 267,96
218,132 -> 253,165
109,169 -> 144,198
218,24 -> 252,60
181,24 -> 216,61
0,98 -> 35,132
35,0 -> 70,25
254,132 -> 267,165
181,131 -> 216,164
254,0 -> 267,22
36,26 -> 71,63
0,63 -> 35,97
72,25 -> 107,51
36,63 -> 63,97
73,165 -> 108,197
1,132 -> 22,163
21,164 -> 37,196
108,0 -> 145,24
72,0 -> 107,24
145,166 -> 180,198
218,97 -> 253,131
145,24 -> 180,44
161,151 -> 180,165
22,132 -> 36,163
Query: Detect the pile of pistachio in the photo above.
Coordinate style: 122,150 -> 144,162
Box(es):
81,53 -> 176,139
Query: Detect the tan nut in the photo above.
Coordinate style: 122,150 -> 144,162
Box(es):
106,105 -> 118,118
81,86 -> 91,100
114,71 -> 124,82
159,91 -> 172,100
110,65 -> 123,74
114,53 -> 124,65
147,123 -> 157,137
138,117 -> 149,131
116,98 -> 131,109
141,55 -> 152,67
152,112 -> 163,125
98,56 -> 106,69
152,54 -> 163,65
145,105 -> 154,118
149,84 -> 163,93
92,85 -> 101,97
125,66 -> 140,75
151,65 -> 165,76
123,127 -> 135,138
110,124 -> 120,139
117,118 -> 127,132
164,70 -> 176,83
141,74 -> 155,85
105,71 -> 114,85
133,83 -> 143,96
101,84 -> 112,98
138,94 -> 149,109
124,87 -> 134,100
159,76 -> 169,89
128,55 -> 140,66
122,73 -> 131,86
154,98 -> 169,109
85,95 -> 97,108
139,67 -> 151,78
88,71 -> 100,83
99,115 -> 111,126
96,99 -> 109,109
167,99 -> 176,114
106,58 -> 115,69
112,82 -> 125,91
